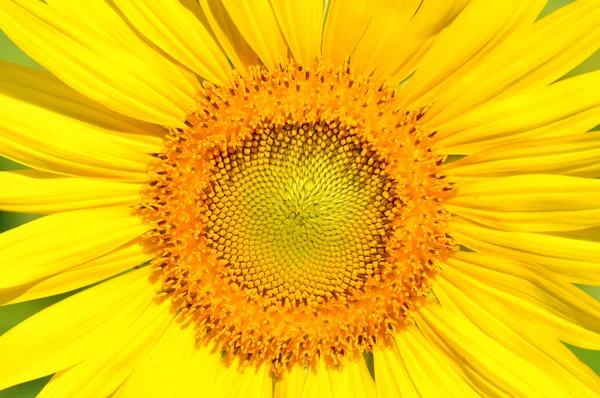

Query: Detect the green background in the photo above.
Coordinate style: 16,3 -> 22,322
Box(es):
0,1 -> 599,396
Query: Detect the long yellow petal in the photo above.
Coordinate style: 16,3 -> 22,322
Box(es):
371,0 -> 470,84
0,61 -> 165,154
0,170 -> 142,214
447,174 -> 600,232
198,0 -> 259,73
444,252 -> 600,349
221,0 -> 287,71
37,297 -> 173,398
274,358 -> 374,398
0,0 -> 199,126
398,0 -> 545,109
322,0 -> 378,66
392,325 -> 480,397
0,238 -> 150,306
435,70 -> 600,153
0,206 -> 149,289
271,0 -> 323,65
450,217 -> 600,284
212,359 -> 273,398
435,267 -> 600,395
373,344 -> 419,398
273,365 -> 307,398
417,304 -> 571,397
447,132 -> 600,179
328,359 -> 376,398
112,0 -> 232,84
0,89 -> 151,182
349,0 -> 421,76
44,0 -> 202,96
424,0 -> 600,125
0,268 -> 155,391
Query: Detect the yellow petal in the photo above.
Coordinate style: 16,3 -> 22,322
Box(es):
44,0 -> 202,97
198,0 -> 259,73
0,0 -> 199,126
417,304 -> 571,398
0,238 -> 150,306
391,325 -> 479,397
398,0 -> 545,109
212,359 -> 273,398
0,87 -> 151,182
0,61 -> 165,154
0,206 -> 149,289
0,267 -> 155,391
450,217 -> 600,284
443,252 -> 600,350
271,0 -> 323,65
0,170 -> 143,214
113,322 -> 216,397
328,359 -> 375,398
221,0 -> 287,71
112,0 -> 232,84
322,0 -> 378,66
373,344 -> 419,398
447,174 -> 600,232
273,365 -> 307,398
349,0 -> 421,76
436,70 -> 600,153
371,0 -> 470,84
424,0 -> 600,126
435,262 -> 600,395
447,132 -> 600,179
37,297 -> 173,398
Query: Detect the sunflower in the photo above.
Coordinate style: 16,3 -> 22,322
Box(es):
1,0 -> 600,396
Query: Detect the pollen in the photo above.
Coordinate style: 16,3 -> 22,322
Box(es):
140,60 -> 457,374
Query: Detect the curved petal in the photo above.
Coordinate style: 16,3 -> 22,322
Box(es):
433,277 -> 600,396
0,61 -> 165,153
390,325 -> 479,397
271,0 -> 323,65
440,251 -> 600,351
221,0 -> 287,71
450,217 -> 600,284
0,87 -> 152,182
112,0 -> 232,85
349,0 -> 421,76
443,253 -> 600,350
0,0 -> 199,126
0,238 -> 151,306
198,0 -> 259,73
447,175 -> 600,232
0,170 -> 143,214
446,132 -> 600,179
435,70 -> 600,153
398,0 -> 545,109
212,359 -> 273,398
37,297 -> 173,398
275,358 -> 374,398
373,344 -> 419,398
116,322 -> 273,398
322,0 -> 378,66
423,0 -> 600,126
371,0 -> 470,84
0,206 -> 149,289
0,268 -> 155,391
417,304 -> 572,397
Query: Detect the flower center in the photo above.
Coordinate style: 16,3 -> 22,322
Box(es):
204,125 -> 398,307
140,61 -> 456,374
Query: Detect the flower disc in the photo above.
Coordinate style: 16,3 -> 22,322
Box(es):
142,61 -> 457,374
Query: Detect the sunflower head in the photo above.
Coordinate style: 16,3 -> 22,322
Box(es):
140,60 -> 457,373
0,0 -> 599,396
